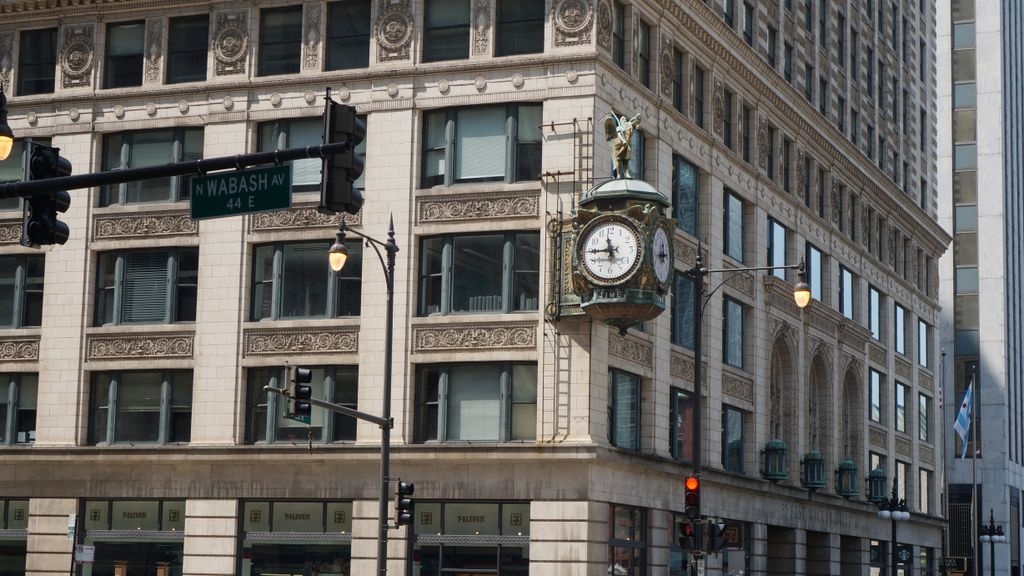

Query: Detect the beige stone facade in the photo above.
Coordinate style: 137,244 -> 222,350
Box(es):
0,0 -> 949,574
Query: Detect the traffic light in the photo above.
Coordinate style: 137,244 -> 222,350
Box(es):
395,481 -> 415,526
683,475 -> 700,520
21,143 -> 71,247
709,520 -> 727,551
288,367 -> 313,423
677,519 -> 698,550
320,99 -> 365,215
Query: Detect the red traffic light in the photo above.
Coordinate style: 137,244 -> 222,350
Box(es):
683,475 -> 700,520
685,476 -> 700,491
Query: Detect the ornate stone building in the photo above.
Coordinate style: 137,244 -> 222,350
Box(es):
0,0 -> 948,574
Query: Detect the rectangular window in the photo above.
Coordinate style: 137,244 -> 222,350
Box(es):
637,20 -> 651,86
0,255 -> 43,329
496,0 -> 545,56
869,286 -> 881,340
840,266 -> 854,319
783,138 -> 793,192
722,405 -> 745,473
104,21 -> 144,88
918,320 -> 929,366
919,38 -> 927,78
251,241 -> 362,321
326,0 -> 372,69
817,167 -> 827,219
818,0 -> 827,46
766,126 -> 776,180
259,6 -> 302,75
918,393 -> 930,442
100,128 -> 204,206
259,117 -> 358,192
724,191 -> 744,262
896,460 -> 909,504
89,371 -> 192,445
767,27 -> 777,66
723,90 -> 734,148
851,30 -> 859,77
694,66 -> 706,129
895,303 -> 906,354
851,109 -> 859,146
767,218 -> 787,279
17,28 -> 57,95
670,388 -> 693,463
919,468 -> 932,514
895,381 -> 907,432
416,363 -> 537,443
870,369 -> 883,422
673,155 -> 699,236
671,273 -> 695,349
806,243 -> 823,301
743,2 -> 754,45
0,373 -> 37,445
805,0 -> 813,32
837,13 -> 846,67
672,48 -> 684,112
784,42 -> 793,82
95,249 -> 196,326
723,297 -> 744,369
741,105 -> 752,163
418,233 -> 539,315
724,0 -> 736,27
867,48 -> 874,96
246,366 -> 358,443
608,505 -> 647,576
819,77 -> 828,115
837,96 -> 846,133
0,139 -> 50,212
612,0 -> 626,69
805,64 -> 814,102
608,369 -> 641,451
166,15 -> 209,83
422,103 -> 542,186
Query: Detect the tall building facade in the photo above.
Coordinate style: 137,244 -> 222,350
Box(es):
0,0 -> 947,574
939,0 -> 1024,574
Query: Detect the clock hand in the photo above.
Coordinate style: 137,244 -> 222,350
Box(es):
605,236 -> 618,256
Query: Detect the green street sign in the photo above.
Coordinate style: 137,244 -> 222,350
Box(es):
190,164 -> 292,220
286,412 -> 311,425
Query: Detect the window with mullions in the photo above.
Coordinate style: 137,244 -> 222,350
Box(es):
670,387 -> 693,463
870,369 -> 884,423
612,0 -> 626,69
104,21 -> 144,88
637,20 -> 651,86
413,502 -> 531,574
724,190 -> 744,262
869,285 -> 882,340
723,297 -> 745,368
694,65 -> 706,129
609,369 -> 641,451
767,218 -> 787,279
246,367 -> 358,444
166,15 -> 209,83
672,48 -> 684,112
95,249 -> 197,326
251,241 -> 362,320
839,266 -> 854,320
89,371 -> 192,445
918,392 -> 930,442
326,0 -> 371,70
894,302 -> 907,355
99,128 -> 204,206
741,105 -> 752,163
895,381 -> 907,432
609,505 -> 646,576
496,0 -> 545,56
259,6 -> 302,76
743,2 -> 754,44
259,117 -> 367,193
419,232 -> 538,316
918,320 -> 930,367
0,255 -> 43,329
424,0 -> 471,62
0,373 -> 36,445
0,138 -> 51,210
722,404 -> 745,473
723,90 -> 734,149
806,243 -> 823,301
673,155 -> 699,236
17,28 -> 57,95
724,0 -> 736,27
81,499 -> 185,574
671,272 -> 695,350
415,363 -> 537,443
422,103 -> 541,186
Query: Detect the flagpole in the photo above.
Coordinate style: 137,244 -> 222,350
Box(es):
971,365 -> 979,576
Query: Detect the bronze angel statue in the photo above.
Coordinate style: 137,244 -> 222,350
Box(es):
604,112 -> 642,179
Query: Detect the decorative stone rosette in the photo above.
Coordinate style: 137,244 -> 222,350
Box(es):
60,24 -> 95,88
213,11 -> 249,76
375,1 -> 413,62
472,0 -> 490,55
595,0 -> 612,51
553,0 -> 593,47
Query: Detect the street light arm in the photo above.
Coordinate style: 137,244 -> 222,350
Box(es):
690,260 -> 807,320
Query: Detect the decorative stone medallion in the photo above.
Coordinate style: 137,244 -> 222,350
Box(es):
304,90 -> 316,104
212,11 -> 249,76
437,79 -> 450,94
566,69 -> 579,83
26,111 -> 37,125
659,34 -> 673,98
178,100 -> 190,114
375,2 -> 413,62
60,24 -> 95,88
387,83 -> 399,97
511,73 -> 524,88
223,96 -> 234,110
145,103 -> 157,116
472,0 -> 490,55
113,105 -> 125,119
553,0 -> 592,47
595,0 -> 612,51
69,108 -> 80,122
757,116 -> 769,171
712,77 -> 725,137
474,76 -> 487,91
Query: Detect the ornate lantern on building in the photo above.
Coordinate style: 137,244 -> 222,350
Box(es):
834,459 -> 859,499
866,467 -> 887,502
800,450 -> 826,491
760,439 -> 789,482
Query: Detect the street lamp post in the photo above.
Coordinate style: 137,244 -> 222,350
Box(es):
685,254 -> 810,474
980,508 -> 1007,576
330,216 -> 399,576
877,482 -> 910,576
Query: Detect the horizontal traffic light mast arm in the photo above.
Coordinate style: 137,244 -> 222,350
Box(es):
0,141 -> 355,200
264,385 -> 391,429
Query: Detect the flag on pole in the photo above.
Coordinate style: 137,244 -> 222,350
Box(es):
954,375 -> 974,459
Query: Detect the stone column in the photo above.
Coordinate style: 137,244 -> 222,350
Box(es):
529,500 -> 596,576
25,498 -> 75,576
182,500 -> 237,576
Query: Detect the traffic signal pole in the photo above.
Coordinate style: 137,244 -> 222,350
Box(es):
0,140 -> 356,201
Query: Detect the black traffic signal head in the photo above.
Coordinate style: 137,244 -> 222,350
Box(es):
320,99 -> 366,215
395,481 -> 415,526
683,475 -> 700,520
677,519 -> 701,551
21,143 -> 72,247
289,367 -> 314,420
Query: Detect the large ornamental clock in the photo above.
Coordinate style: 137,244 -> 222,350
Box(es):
571,177 -> 674,332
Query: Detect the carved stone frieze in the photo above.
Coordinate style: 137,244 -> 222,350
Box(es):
144,18 -> 162,83
712,77 -> 724,136
303,2 -> 322,70
87,333 -> 194,360
414,322 -> 535,352
796,151 -> 806,195
0,221 -> 19,244
869,426 -> 886,449
609,333 -> 652,366
244,328 -> 358,356
0,32 -> 13,92
553,0 -> 593,47
920,445 -> 934,466
831,180 -> 842,224
93,211 -> 198,240
838,321 -> 869,353
472,0 -> 490,55
722,373 -> 753,403
673,237 -> 702,269
376,1 -> 413,62
808,307 -> 837,336
0,337 -> 39,362
658,33 -> 673,97
895,436 -> 912,457
869,344 -> 886,366
919,371 -> 933,391
725,271 -> 754,299
895,358 -> 912,380
595,0 -> 612,51
60,24 -> 95,88
416,192 -> 539,223
212,11 -> 249,76
249,205 -> 358,231
764,275 -> 800,318
669,352 -> 707,386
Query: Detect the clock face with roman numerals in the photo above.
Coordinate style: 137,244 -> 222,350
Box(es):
651,224 -> 672,287
578,217 -> 642,285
